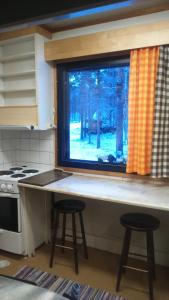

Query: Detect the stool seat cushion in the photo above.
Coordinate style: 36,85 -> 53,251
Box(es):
120,213 -> 160,231
54,199 -> 85,213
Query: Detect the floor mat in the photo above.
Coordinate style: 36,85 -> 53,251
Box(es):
14,265 -> 127,300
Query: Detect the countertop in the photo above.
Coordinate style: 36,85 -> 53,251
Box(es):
18,172 -> 169,212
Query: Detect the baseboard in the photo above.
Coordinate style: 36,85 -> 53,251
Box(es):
85,233 -> 169,267
62,228 -> 169,267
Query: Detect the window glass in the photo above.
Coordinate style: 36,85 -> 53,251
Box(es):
58,57 -> 129,172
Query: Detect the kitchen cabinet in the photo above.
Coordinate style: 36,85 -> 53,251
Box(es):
0,33 -> 53,129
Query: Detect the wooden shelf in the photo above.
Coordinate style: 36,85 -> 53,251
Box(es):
0,51 -> 35,62
0,105 -> 37,108
0,33 -> 53,129
0,105 -> 38,125
0,70 -> 35,78
0,88 -> 36,93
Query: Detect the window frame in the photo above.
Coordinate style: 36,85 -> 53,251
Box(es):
57,56 -> 130,173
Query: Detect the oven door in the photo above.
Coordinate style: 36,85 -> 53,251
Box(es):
0,193 -> 21,233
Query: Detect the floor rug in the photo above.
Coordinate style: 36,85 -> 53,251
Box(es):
14,265 -> 127,300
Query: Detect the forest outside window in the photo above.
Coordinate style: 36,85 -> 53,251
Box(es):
57,57 -> 130,172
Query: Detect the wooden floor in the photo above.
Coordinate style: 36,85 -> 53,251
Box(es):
0,244 -> 169,300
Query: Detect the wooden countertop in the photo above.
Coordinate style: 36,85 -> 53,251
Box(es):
18,172 -> 169,212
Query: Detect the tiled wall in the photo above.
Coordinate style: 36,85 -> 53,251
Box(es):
1,129 -> 169,266
0,130 -> 16,169
0,129 -> 55,170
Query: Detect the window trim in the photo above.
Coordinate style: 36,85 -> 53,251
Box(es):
57,56 -> 130,173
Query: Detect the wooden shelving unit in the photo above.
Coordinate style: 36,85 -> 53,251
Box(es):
0,70 -> 35,78
0,51 -> 35,62
0,33 -> 53,128
0,88 -> 36,93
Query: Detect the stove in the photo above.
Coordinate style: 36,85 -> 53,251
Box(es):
0,166 -> 41,194
0,165 -> 47,255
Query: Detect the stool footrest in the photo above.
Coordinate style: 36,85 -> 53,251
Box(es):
65,234 -> 83,240
55,244 -> 73,250
129,251 -> 147,258
123,265 -> 148,273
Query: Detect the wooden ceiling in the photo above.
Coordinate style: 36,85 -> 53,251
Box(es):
41,0 -> 169,33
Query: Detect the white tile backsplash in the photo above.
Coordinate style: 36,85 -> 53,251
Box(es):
0,129 -> 55,169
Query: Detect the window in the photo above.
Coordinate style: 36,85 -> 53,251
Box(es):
57,57 -> 129,172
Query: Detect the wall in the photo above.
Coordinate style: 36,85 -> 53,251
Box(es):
0,130 -> 15,169
51,10 -> 169,267
52,10 -> 169,40
0,129 -> 55,170
0,10 -> 169,266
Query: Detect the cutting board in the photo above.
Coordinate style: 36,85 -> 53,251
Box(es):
19,169 -> 72,187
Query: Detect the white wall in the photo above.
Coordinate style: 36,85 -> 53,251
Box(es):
0,129 -> 55,170
0,130 -> 16,169
15,129 -> 55,169
52,10 -> 169,40
54,192 -> 169,267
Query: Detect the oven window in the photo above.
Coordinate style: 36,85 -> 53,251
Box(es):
0,197 -> 18,232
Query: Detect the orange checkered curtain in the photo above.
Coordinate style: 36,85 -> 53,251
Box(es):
126,47 -> 159,175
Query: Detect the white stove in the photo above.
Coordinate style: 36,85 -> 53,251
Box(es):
0,166 -> 41,193
0,165 -> 46,255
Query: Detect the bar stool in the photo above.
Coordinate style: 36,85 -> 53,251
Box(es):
49,199 -> 88,274
116,213 -> 160,300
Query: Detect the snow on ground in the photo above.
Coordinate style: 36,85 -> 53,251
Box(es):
70,122 -> 127,162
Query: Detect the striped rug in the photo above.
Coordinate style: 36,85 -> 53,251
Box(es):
14,265 -> 127,300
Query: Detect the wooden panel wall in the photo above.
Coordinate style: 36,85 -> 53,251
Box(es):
45,20 -> 169,61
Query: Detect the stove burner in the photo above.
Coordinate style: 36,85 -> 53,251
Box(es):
11,173 -> 26,178
10,167 -> 23,171
0,170 -> 14,176
23,169 -> 39,174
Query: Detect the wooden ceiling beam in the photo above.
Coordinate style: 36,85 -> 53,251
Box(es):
45,20 -> 169,61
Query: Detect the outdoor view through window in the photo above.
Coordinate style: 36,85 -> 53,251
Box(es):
69,63 -> 129,165
58,58 -> 129,172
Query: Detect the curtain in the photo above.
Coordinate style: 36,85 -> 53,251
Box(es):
126,47 -> 159,175
151,46 -> 169,178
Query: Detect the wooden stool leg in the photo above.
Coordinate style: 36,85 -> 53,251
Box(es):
146,231 -> 154,300
122,228 -> 131,274
50,210 -> 59,268
149,231 -> 156,280
51,193 -> 55,234
79,211 -> 88,259
61,213 -> 66,253
72,213 -> 78,274
116,229 -> 131,292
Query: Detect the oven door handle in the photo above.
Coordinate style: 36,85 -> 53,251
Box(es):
0,193 -> 19,198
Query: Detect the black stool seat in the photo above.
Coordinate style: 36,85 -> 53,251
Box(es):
121,213 -> 160,231
116,212 -> 160,300
54,199 -> 85,213
50,198 -> 88,274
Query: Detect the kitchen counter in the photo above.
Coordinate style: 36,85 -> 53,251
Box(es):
18,172 -> 169,257
18,172 -> 169,211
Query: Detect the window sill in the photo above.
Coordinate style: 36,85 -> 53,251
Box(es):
57,165 -> 168,184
